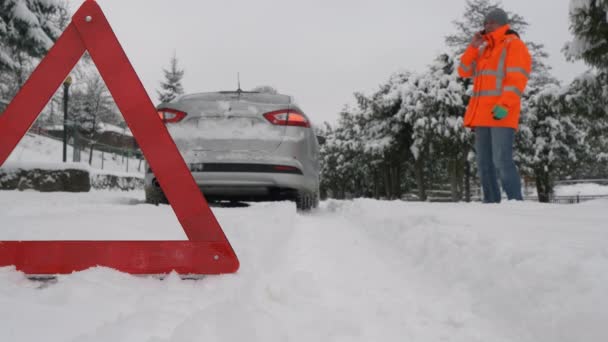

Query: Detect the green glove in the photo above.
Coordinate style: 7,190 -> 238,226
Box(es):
492,105 -> 508,120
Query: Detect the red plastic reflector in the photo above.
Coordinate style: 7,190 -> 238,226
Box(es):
264,109 -> 310,127
158,108 -> 187,123
0,0 -> 239,276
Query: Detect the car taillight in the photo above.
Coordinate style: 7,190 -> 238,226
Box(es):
263,109 -> 310,128
158,108 -> 187,124
273,165 -> 299,172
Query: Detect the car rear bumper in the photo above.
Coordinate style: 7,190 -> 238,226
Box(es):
192,170 -> 309,190
145,167 -> 316,199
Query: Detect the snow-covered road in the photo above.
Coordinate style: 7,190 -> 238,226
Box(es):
1,190 -> 607,341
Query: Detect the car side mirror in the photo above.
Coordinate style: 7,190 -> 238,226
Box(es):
316,135 -> 326,145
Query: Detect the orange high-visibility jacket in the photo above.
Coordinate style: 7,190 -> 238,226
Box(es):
458,25 -> 532,129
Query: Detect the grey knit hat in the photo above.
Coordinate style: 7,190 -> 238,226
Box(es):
484,8 -> 509,26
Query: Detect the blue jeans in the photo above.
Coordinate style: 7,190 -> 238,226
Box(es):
475,127 -> 523,203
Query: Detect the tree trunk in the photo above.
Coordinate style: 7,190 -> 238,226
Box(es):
357,177 -> 366,198
372,170 -> 377,199
464,160 -> 471,202
414,156 -> 427,201
383,167 -> 391,199
534,167 -> 553,203
88,143 -> 95,165
448,159 -> 459,202
393,164 -> 402,200
72,130 -> 81,162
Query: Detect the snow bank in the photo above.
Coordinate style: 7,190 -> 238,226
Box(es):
98,122 -> 133,137
1,161 -> 90,172
555,183 -> 608,196
1,191 -> 607,341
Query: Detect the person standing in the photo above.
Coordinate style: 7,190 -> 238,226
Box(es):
458,8 -> 532,203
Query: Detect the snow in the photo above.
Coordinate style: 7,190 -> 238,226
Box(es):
0,48 -> 15,69
11,0 -> 55,49
98,122 -> 133,137
1,190 -> 608,341
12,1 -> 40,26
1,160 -> 90,171
555,183 -> 608,196
4,133 -> 144,176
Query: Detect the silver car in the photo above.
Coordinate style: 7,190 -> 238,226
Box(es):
144,91 -> 321,210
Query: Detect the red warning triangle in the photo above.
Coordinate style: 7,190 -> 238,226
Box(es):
0,0 -> 239,275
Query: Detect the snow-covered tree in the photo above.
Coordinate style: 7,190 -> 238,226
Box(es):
157,53 -> 185,104
319,109 -> 368,199
379,54 -> 470,201
0,0 -> 68,90
445,0 -> 528,53
72,75 -> 117,135
563,0 -> 608,116
564,0 -> 608,70
319,75 -> 416,201
517,85 -> 587,202
562,0 -> 608,180
35,53 -> 119,128
423,54 -> 471,201
357,75 -> 413,200
563,71 -> 608,177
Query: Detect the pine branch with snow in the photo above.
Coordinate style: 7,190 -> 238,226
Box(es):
564,0 -> 608,70
0,0 -> 67,70
0,0 -> 68,100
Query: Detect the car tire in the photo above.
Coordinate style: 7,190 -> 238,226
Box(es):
296,190 -> 319,212
313,191 -> 320,208
145,187 -> 168,205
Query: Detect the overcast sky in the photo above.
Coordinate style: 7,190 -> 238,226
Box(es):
69,0 -> 587,126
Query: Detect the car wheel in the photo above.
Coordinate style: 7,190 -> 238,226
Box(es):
296,190 -> 319,212
145,187 -> 168,205
312,191 -> 320,209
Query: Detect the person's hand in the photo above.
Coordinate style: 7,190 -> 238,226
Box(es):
492,105 -> 508,120
471,32 -> 484,49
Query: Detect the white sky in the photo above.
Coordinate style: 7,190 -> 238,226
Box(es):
69,0 -> 587,126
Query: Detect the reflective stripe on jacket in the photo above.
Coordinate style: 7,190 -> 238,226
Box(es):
458,25 -> 532,129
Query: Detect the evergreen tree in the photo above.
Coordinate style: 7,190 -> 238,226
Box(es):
0,0 -> 68,98
518,85 -> 588,202
425,54 -> 471,201
563,71 -> 608,177
564,0 -> 608,70
383,55 -> 470,201
563,0 -> 608,179
563,1 -> 608,118
445,0 -> 528,53
157,53 -> 185,103
356,75 -> 412,200
319,108 -> 367,199
516,39 -> 604,201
